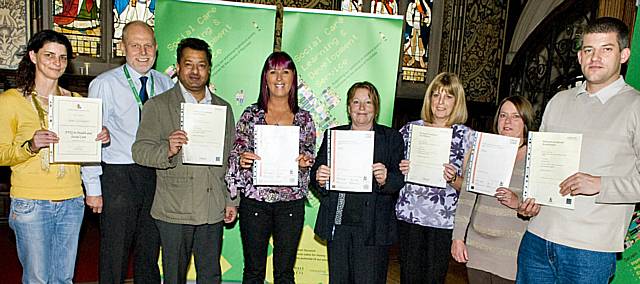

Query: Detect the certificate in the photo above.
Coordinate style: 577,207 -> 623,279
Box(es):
48,95 -> 102,163
328,130 -> 374,193
253,125 -> 300,186
180,103 -> 227,165
465,132 -> 520,196
523,131 -> 582,209
406,124 -> 453,188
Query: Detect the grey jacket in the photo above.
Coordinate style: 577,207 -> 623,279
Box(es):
132,84 -> 238,225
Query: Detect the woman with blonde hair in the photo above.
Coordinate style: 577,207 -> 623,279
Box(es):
395,72 -> 472,283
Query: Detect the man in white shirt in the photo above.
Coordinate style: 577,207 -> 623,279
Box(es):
81,21 -> 173,283
516,17 -> 639,284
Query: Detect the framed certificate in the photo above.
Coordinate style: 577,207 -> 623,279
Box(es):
523,131 -> 582,209
180,103 -> 227,165
406,124 -> 453,188
465,132 -> 520,196
48,95 -> 102,163
253,125 -> 300,186
327,130 -> 374,193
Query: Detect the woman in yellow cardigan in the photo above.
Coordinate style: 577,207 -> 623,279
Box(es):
0,30 -> 108,283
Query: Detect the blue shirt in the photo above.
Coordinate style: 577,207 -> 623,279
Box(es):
81,64 -> 174,196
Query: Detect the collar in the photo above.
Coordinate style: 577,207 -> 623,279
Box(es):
575,76 -> 626,104
178,82 -> 212,104
124,64 -> 150,81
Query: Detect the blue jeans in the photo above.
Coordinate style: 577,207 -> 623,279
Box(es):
8,197 -> 85,284
516,231 -> 616,284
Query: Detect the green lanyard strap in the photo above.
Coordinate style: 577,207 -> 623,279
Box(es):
123,65 -> 155,109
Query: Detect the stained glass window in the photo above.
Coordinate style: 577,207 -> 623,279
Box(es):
53,0 -> 102,57
402,0 -> 432,82
112,0 -> 157,57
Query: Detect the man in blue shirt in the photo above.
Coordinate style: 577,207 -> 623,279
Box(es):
81,21 -> 174,283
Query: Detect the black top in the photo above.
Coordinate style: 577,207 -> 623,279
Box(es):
311,123 -> 405,245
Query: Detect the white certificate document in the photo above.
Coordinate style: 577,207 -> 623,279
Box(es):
406,125 -> 453,188
48,95 -> 102,163
465,132 -> 520,196
328,130 -> 374,193
180,103 -> 227,165
253,125 -> 300,186
523,131 -> 582,209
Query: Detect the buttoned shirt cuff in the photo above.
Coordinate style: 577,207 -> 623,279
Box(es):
84,182 -> 102,196
226,194 -> 240,207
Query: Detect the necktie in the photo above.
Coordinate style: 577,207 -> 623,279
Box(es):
139,76 -> 149,104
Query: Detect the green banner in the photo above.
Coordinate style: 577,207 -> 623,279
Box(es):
282,8 -> 403,131
627,10 -> 640,90
155,0 -> 276,122
155,0 -> 276,281
612,209 -> 640,283
613,10 -> 640,283
278,8 -> 404,283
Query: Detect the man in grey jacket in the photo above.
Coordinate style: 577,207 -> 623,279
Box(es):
132,37 -> 237,284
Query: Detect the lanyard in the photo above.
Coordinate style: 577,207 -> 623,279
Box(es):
123,65 -> 155,109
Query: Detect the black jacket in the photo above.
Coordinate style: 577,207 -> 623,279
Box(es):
311,123 -> 405,246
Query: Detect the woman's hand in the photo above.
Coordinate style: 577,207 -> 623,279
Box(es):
495,187 -> 519,209
518,198 -> 541,218
451,239 -> 468,263
239,152 -> 261,169
399,159 -> 410,175
372,163 -> 387,186
315,165 -> 331,187
297,154 -> 314,168
443,163 -> 458,183
31,129 -> 59,152
96,127 -> 110,144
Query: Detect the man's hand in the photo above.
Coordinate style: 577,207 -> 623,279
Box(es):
224,206 -> 237,223
559,172 -> 601,196
451,239 -> 468,263
168,130 -> 188,158
86,195 -> 103,213
96,127 -> 110,144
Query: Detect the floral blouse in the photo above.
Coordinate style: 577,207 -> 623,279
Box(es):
225,104 -> 316,203
395,120 -> 473,229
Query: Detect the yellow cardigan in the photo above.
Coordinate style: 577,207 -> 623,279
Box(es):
0,88 -> 83,200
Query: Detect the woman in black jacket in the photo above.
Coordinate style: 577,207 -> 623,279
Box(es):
311,81 -> 404,283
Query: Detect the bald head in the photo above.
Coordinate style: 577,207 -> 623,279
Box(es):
121,21 -> 157,74
122,21 -> 156,45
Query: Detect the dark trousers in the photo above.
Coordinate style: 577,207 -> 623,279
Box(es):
327,224 -> 390,284
398,220 -> 452,284
239,197 -> 305,284
467,268 -> 515,284
99,163 -> 160,284
155,220 -> 224,284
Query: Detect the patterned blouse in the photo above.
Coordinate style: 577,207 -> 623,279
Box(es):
395,120 -> 473,229
225,104 -> 316,203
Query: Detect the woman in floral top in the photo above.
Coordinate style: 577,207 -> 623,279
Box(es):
225,52 -> 316,284
395,72 -> 473,284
